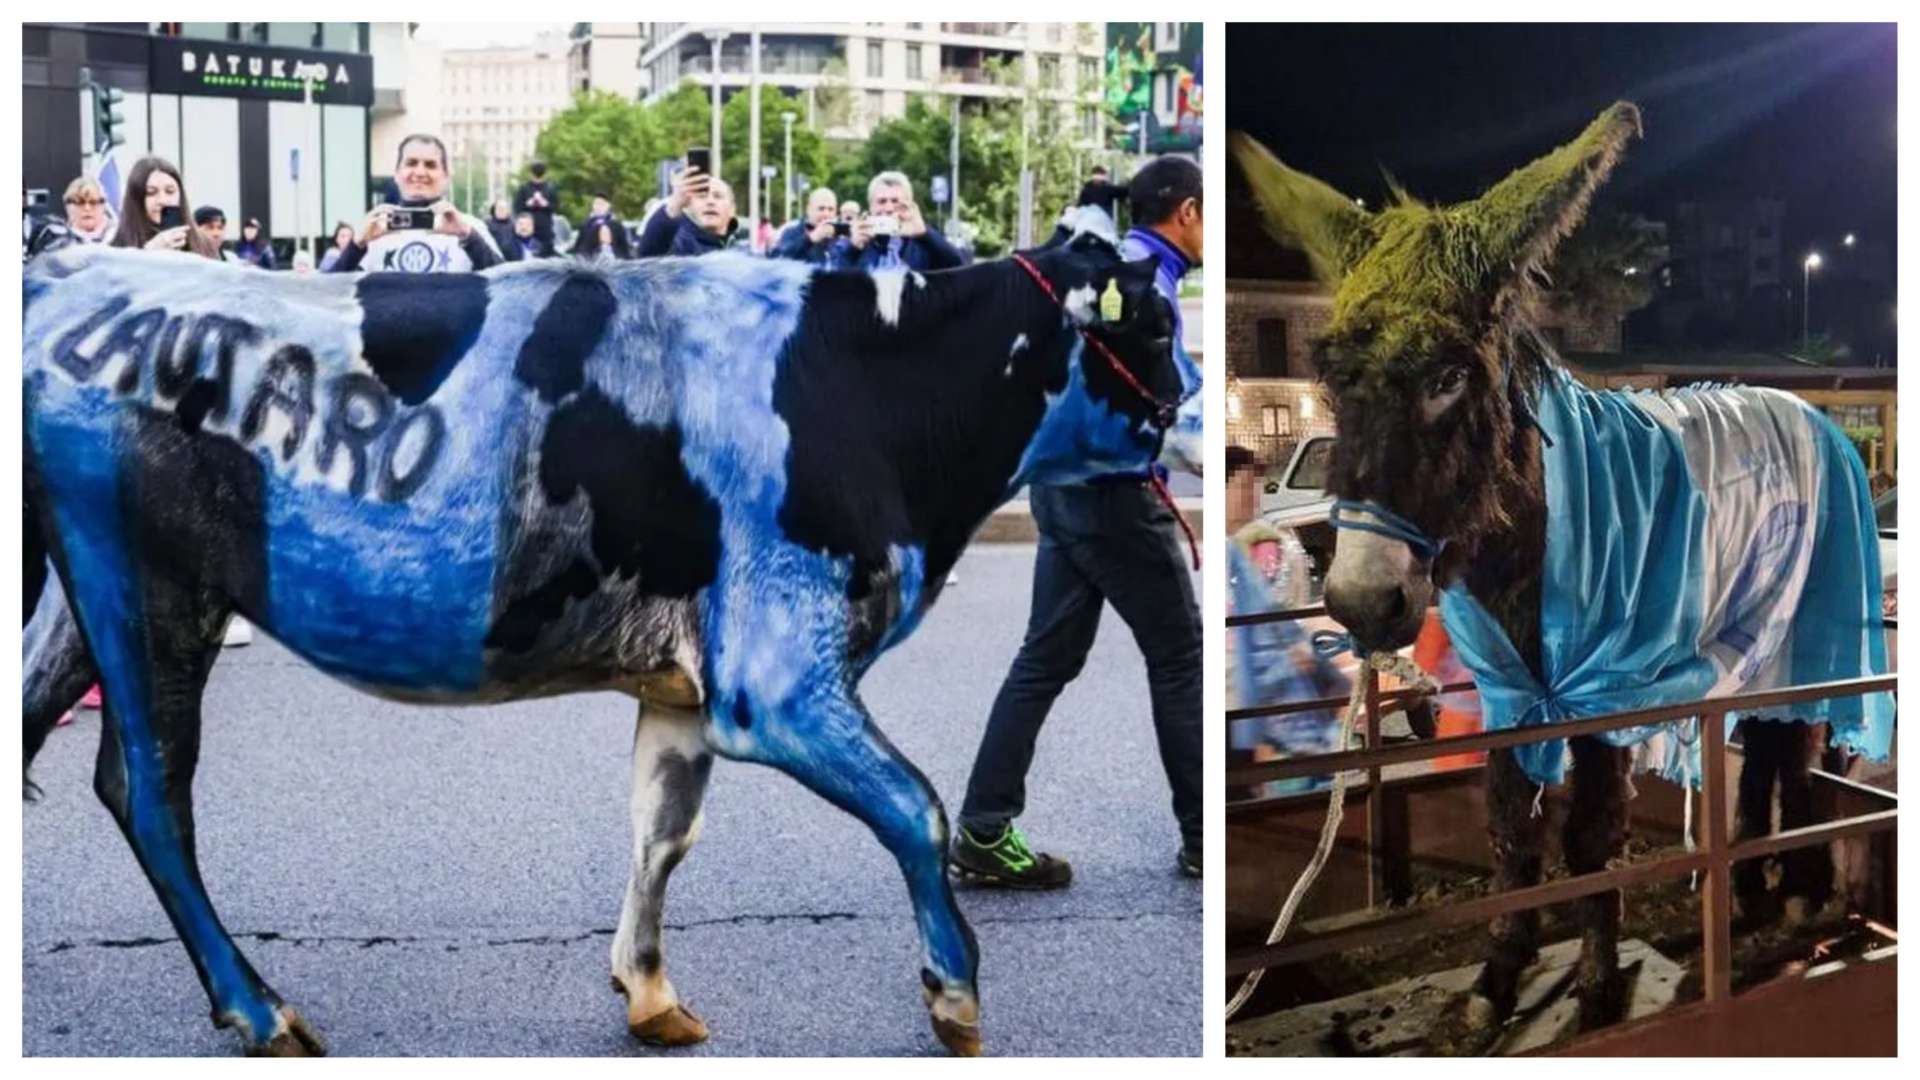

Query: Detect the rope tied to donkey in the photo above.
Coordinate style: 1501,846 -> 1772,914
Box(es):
1224,649 -> 1436,1022
1009,252 -> 1200,571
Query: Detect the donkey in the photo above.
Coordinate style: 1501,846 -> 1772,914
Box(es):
21,224 -> 1202,1056
1233,102 -> 1892,1052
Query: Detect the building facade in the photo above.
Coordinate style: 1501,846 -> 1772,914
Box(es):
637,23 -> 1105,145
568,22 -> 645,100
24,22 -> 374,253
440,32 -> 571,206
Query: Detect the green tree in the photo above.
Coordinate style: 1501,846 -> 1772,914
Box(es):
524,90 -> 663,222
447,142 -> 493,219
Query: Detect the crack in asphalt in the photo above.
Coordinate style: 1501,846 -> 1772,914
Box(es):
37,907 -> 1196,955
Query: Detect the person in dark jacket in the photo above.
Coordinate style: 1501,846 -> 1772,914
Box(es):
231,217 -> 276,269
572,211 -> 634,259
844,170 -> 964,272
485,199 -> 521,261
636,166 -> 740,257
513,160 -> 557,255
769,186 -> 847,268
327,134 -> 501,274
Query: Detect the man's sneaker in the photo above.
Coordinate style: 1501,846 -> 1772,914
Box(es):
948,824 -> 1072,890
1178,846 -> 1202,879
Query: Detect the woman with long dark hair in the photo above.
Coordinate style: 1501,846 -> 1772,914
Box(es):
111,156 -> 221,258
318,221 -> 356,271
571,213 -> 633,259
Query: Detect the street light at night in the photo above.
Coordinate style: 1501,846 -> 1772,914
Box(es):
1803,252 -> 1823,354
1844,233 -> 1857,248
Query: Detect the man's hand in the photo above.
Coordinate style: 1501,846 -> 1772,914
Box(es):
144,225 -> 189,252
898,201 -> 929,238
667,168 -> 709,217
357,206 -> 392,248
432,200 -> 471,239
849,214 -> 874,250
808,218 -> 837,244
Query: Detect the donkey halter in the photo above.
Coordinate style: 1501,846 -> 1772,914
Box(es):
1329,499 -> 1446,562
1009,251 -> 1199,571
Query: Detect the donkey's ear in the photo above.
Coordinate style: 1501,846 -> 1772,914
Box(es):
1230,130 -> 1374,285
1472,101 -> 1642,288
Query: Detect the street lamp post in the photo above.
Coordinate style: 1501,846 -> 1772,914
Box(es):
1803,251 -> 1823,354
749,29 -> 762,250
781,111 -> 796,224
709,33 -> 728,183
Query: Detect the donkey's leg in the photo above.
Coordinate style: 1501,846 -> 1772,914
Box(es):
1433,747 -> 1547,1054
610,703 -> 713,1046
59,529 -> 319,1055
1776,722 -> 1834,921
1564,736 -> 1630,1031
718,688 -> 981,1056
1733,718 -> 1783,925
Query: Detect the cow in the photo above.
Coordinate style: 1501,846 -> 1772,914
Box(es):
21,222 -> 1202,1057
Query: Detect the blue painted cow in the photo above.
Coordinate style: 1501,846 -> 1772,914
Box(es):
21,222 -> 1202,1056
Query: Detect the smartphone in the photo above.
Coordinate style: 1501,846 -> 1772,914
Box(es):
833,219 -> 852,238
158,205 -> 185,230
387,206 -> 435,231
869,214 -> 900,238
685,147 -> 711,176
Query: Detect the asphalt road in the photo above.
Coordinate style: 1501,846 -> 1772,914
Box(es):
22,544 -> 1202,1057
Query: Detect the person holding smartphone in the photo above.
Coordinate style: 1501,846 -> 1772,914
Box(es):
111,157 -> 221,258
327,133 -> 501,274
512,160 -> 558,256
636,152 -> 741,258
769,186 -> 847,268
845,171 -> 964,272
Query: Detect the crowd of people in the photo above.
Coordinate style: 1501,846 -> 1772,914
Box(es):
27,131 -> 1143,280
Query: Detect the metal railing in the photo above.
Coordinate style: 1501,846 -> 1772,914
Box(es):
1225,603 -> 1898,1011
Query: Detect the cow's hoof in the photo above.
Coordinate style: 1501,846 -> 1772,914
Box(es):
244,1006 -> 326,1057
1427,992 -> 1501,1056
629,1003 -> 709,1047
931,1012 -> 983,1057
924,988 -> 982,1056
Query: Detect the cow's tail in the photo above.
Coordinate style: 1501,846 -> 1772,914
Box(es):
22,482 -> 97,800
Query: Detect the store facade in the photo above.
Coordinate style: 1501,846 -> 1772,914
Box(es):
23,22 -> 374,256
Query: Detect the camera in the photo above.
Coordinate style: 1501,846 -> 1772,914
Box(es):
158,205 -> 185,230
833,219 -> 852,238
387,206 -> 436,231
869,214 -> 900,238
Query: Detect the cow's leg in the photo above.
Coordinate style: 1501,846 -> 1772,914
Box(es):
1432,746 -> 1546,1055
610,703 -> 713,1046
55,520 -> 318,1055
23,564 -> 98,787
1564,736 -> 1630,1031
1734,718 -> 1783,926
716,689 -> 981,1056
1776,722 -> 1833,921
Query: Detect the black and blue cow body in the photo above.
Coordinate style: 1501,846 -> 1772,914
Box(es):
21,230 -> 1200,1056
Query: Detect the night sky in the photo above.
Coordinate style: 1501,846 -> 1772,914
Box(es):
1226,24 -> 1896,283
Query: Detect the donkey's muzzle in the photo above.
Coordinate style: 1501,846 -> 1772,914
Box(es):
1325,579 -> 1424,654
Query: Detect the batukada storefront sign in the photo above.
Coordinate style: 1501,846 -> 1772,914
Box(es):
150,38 -> 374,107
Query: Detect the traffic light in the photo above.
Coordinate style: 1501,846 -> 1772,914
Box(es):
79,66 -> 126,155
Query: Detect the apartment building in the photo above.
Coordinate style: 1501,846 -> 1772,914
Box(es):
637,23 -> 1105,144
440,32 -> 571,200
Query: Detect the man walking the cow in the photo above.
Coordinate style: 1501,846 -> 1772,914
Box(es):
950,155 -> 1207,886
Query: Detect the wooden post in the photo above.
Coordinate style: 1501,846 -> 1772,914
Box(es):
1700,710 -> 1733,1003
1365,667 -> 1384,909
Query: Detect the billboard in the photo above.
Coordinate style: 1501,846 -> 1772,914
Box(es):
1105,23 -> 1202,155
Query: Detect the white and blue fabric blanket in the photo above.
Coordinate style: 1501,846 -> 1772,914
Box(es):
1439,369 -> 1894,787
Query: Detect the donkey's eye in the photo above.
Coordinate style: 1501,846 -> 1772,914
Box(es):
1429,366 -> 1469,397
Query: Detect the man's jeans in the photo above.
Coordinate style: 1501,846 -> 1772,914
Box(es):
958,482 -> 1203,849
